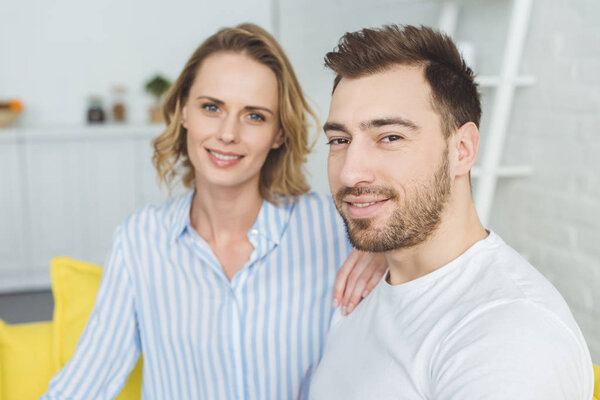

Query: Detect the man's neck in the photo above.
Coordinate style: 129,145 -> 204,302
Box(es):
384,195 -> 488,286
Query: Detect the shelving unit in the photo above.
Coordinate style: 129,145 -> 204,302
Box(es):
0,124 -> 163,142
439,0 -> 534,225
0,125 -> 167,293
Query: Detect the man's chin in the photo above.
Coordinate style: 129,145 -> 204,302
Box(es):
343,215 -> 429,252
343,218 -> 390,252
344,215 -> 373,230
347,232 -> 395,253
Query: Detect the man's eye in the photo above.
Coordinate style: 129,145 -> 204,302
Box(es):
248,113 -> 265,122
326,138 -> 349,146
202,103 -> 219,112
381,135 -> 403,143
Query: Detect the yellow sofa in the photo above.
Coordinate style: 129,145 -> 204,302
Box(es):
0,257 -> 142,400
595,364 -> 600,400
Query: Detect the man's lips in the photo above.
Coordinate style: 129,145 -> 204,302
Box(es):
344,197 -> 389,218
348,201 -> 378,208
343,196 -> 388,206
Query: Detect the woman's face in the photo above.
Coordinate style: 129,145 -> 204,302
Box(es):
182,51 -> 282,194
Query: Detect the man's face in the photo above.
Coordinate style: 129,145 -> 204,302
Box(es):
325,65 -> 453,252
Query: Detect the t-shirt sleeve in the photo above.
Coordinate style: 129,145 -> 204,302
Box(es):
430,301 -> 593,400
41,226 -> 141,400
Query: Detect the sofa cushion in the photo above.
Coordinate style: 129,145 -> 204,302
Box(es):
50,256 -> 142,399
51,256 -> 103,369
0,319 -> 55,400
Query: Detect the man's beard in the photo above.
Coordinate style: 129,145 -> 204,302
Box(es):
334,147 -> 452,252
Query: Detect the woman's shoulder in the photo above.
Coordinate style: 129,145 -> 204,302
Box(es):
287,192 -> 348,246
118,190 -> 193,235
292,191 -> 334,207
283,192 -> 338,221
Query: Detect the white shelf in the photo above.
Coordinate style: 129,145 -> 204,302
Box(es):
0,124 -> 163,143
471,165 -> 532,179
476,75 -> 536,88
0,129 -> 19,143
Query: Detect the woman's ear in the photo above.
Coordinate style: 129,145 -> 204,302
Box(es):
181,105 -> 188,129
454,122 -> 480,177
272,129 -> 285,149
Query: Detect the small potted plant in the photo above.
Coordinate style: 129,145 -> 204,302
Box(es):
145,74 -> 171,123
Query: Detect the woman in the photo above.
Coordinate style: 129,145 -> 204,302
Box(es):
42,23 -> 385,399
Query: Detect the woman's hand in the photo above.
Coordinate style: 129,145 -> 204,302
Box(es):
333,249 -> 388,316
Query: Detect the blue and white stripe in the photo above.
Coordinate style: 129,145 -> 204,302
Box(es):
42,190 -> 351,400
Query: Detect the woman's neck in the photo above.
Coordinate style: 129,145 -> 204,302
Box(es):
190,182 -> 263,244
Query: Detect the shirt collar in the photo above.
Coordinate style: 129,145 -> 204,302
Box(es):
169,189 -> 195,242
169,189 -> 294,244
248,196 -> 295,245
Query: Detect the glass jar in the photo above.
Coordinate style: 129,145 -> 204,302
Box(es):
111,85 -> 127,123
87,96 -> 106,124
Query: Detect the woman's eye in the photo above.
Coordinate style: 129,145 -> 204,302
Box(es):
247,113 -> 265,122
326,138 -> 349,146
202,103 -> 219,113
381,135 -> 403,143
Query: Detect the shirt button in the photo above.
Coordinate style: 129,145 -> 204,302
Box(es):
250,229 -> 258,237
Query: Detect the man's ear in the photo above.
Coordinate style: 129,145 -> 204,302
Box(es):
454,122 -> 480,177
272,129 -> 285,149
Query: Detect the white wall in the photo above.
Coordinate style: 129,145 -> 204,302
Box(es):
0,0 -> 272,127
489,0 -> 600,362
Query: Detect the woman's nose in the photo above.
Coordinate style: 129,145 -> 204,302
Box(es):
216,115 -> 240,144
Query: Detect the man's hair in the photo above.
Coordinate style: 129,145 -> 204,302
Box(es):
324,24 -> 481,137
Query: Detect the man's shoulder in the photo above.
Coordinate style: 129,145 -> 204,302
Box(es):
424,232 -> 590,361
467,233 -> 578,328
431,298 -> 593,399
443,297 -> 582,344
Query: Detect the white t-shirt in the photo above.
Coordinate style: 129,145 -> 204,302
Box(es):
310,231 -> 593,400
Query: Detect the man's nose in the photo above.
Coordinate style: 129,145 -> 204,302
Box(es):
338,141 -> 376,188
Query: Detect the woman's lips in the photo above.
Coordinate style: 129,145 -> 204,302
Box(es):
206,148 -> 244,168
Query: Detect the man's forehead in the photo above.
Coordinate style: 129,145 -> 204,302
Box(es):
328,65 -> 434,120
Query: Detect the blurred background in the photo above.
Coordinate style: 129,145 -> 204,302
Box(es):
0,0 -> 599,363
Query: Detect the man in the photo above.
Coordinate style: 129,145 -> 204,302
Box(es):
310,25 -> 593,399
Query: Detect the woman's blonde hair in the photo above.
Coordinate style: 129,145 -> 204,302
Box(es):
152,23 -> 319,203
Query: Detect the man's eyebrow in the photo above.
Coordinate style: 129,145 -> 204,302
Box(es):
323,122 -> 350,134
360,117 -> 419,131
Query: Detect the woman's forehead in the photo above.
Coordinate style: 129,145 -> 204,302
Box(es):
190,52 -> 279,108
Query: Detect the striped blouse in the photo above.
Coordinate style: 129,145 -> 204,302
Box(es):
41,190 -> 351,400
